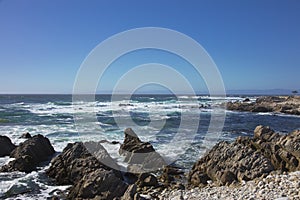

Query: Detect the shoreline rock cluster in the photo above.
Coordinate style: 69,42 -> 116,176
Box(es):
47,142 -> 127,199
0,124 -> 300,199
226,95 -> 300,115
0,134 -> 55,173
188,125 -> 300,188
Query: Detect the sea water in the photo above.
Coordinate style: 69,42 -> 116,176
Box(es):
0,94 -> 299,199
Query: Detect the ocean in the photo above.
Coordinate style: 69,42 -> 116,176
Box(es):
0,94 -> 299,199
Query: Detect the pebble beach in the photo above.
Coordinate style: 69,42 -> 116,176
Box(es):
160,171 -> 300,200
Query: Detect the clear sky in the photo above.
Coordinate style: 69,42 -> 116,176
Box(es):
0,0 -> 299,94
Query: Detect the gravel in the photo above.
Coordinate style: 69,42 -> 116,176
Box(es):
159,171 -> 300,200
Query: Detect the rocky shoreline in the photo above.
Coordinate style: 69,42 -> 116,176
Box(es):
0,124 -> 300,199
226,95 -> 300,115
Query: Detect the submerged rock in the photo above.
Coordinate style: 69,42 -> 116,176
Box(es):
0,135 -> 16,157
47,142 -> 127,199
0,134 -> 55,173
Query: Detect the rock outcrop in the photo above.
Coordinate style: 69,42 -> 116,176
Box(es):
251,125 -> 300,172
188,125 -> 300,187
119,128 -> 166,173
47,142 -> 127,200
0,135 -> 16,157
226,96 -> 300,115
0,134 -> 55,173
188,140 -> 274,186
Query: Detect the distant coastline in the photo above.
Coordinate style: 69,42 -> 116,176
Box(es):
0,89 -> 299,96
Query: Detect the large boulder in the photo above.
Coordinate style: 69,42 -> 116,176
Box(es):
0,134 -> 55,173
47,142 -> 127,199
0,135 -> 16,157
119,128 -> 166,173
10,134 -> 55,162
68,168 -> 128,200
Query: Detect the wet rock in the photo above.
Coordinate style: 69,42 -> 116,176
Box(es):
19,132 -> 32,139
47,142 -> 120,185
243,98 -> 250,102
251,106 -> 272,112
119,128 -> 166,173
68,168 -> 128,200
10,134 -> 55,163
0,135 -> 16,157
0,134 -> 55,173
112,141 -> 120,145
47,142 -> 127,199
3,155 -> 37,173
119,103 -> 134,107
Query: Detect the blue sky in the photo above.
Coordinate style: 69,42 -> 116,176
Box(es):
0,0 -> 299,94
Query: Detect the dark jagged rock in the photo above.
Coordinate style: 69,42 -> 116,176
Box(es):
68,168 -> 128,200
0,135 -> 16,157
188,125 -> 300,187
19,132 -> 32,139
10,134 -> 55,163
47,142 -> 127,200
0,134 -> 55,173
47,142 -> 121,184
226,96 -> 300,115
243,98 -> 250,102
119,128 -> 166,173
